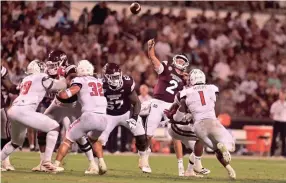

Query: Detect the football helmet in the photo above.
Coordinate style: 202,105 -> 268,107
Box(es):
26,60 -> 45,74
76,60 -> 94,76
189,69 -> 206,86
172,54 -> 189,71
104,63 -> 123,90
46,50 -> 68,76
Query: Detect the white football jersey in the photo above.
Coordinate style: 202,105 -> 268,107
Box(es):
184,84 -> 219,123
13,73 -> 49,108
71,76 -> 107,114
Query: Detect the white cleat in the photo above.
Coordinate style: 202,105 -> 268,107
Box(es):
217,143 -> 231,163
142,166 -> 152,173
194,167 -> 211,175
227,165 -> 236,180
55,166 -> 64,172
178,165 -> 185,176
32,163 -> 42,172
85,166 -> 99,175
2,159 -> 15,171
98,158 -> 107,175
41,161 -> 58,173
184,169 -> 203,177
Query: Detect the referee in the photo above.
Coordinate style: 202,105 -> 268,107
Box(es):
270,91 -> 286,157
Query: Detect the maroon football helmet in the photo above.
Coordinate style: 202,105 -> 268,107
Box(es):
104,63 -> 123,90
46,50 -> 69,76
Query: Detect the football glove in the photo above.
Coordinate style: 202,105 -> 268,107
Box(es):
126,118 -> 137,130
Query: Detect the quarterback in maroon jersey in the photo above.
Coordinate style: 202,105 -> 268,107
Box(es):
146,39 -> 189,137
143,39 -> 189,173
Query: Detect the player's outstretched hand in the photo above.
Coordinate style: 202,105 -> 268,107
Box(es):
126,118 -> 137,130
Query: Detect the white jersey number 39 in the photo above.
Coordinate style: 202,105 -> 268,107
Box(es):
166,80 -> 178,95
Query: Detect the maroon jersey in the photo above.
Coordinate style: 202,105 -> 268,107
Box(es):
103,75 -> 135,116
153,62 -> 185,103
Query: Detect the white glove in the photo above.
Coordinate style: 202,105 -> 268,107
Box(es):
126,118 -> 137,130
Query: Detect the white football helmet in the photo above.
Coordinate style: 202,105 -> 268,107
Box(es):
26,60 -> 45,74
76,60 -> 94,76
189,69 -> 206,86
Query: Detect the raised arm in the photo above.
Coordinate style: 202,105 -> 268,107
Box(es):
58,85 -> 81,99
147,39 -> 163,73
42,76 -> 67,92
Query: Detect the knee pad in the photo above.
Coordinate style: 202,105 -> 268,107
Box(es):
135,135 -> 147,151
76,137 -> 92,152
37,132 -> 47,146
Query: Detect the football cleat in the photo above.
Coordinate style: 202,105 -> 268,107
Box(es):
142,165 -> 152,173
85,166 -> 99,175
227,166 -> 236,180
2,159 -> 15,171
41,161 -> 58,173
32,162 -> 42,172
217,143 -> 231,163
184,169 -> 203,178
194,167 -> 211,175
98,158 -> 107,175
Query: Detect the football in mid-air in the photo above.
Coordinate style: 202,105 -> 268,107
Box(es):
130,2 -> 141,14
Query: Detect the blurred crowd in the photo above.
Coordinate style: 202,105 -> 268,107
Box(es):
1,1 -> 286,119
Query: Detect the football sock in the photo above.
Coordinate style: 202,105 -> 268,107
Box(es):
44,130 -> 59,162
194,155 -> 203,170
1,142 -> 17,161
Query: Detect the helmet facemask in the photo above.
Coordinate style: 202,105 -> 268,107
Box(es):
105,71 -> 123,90
172,55 -> 189,71
46,61 -> 60,76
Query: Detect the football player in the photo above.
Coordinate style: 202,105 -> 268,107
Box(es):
1,60 -> 67,172
54,60 -> 108,175
145,39 -> 189,172
1,65 -> 18,171
173,69 -> 236,180
165,91 -> 210,177
31,50 -> 94,173
88,63 -> 149,173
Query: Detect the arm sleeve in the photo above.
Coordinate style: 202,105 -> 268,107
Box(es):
42,76 -> 67,91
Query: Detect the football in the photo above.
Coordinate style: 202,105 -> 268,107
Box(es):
130,2 -> 141,14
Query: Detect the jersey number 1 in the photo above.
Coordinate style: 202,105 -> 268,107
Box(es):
21,81 -> 32,95
198,91 -> 206,106
88,82 -> 103,96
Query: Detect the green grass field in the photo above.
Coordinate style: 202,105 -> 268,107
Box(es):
2,152 -> 286,183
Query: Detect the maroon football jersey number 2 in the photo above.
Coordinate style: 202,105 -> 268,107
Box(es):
166,80 -> 178,94
88,82 -> 103,96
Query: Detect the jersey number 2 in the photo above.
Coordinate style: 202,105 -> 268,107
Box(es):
198,91 -> 206,106
21,81 -> 32,95
88,82 -> 103,96
166,80 -> 178,95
